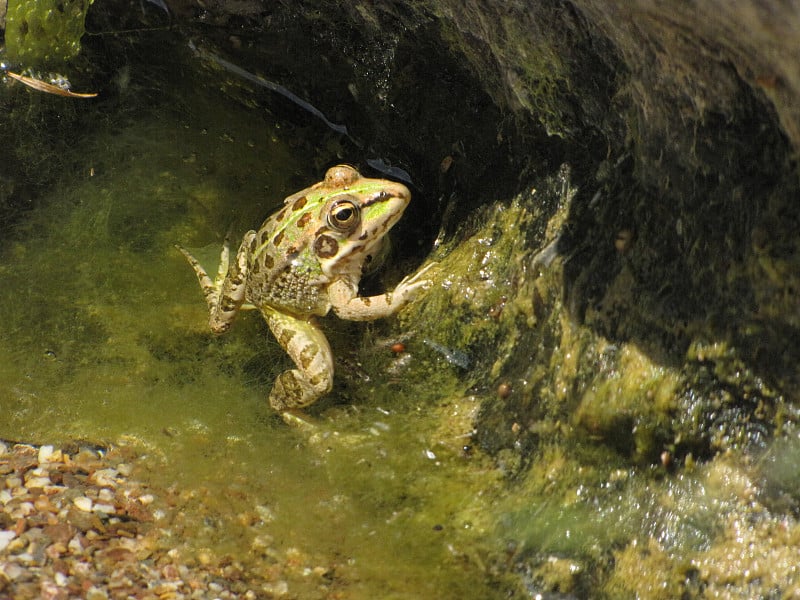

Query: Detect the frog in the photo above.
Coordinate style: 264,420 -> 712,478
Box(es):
176,164 -> 433,427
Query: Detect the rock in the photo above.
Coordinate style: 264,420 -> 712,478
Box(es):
37,445 -> 54,463
0,530 -> 16,551
72,497 -> 93,513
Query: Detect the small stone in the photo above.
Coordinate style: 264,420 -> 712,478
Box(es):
5,476 -> 22,489
116,463 -> 132,477
33,496 -> 56,512
73,497 -> 93,512
85,586 -> 108,600
25,476 -> 52,489
92,503 -> 116,514
197,549 -> 213,565
263,581 -> 289,596
3,562 -> 23,580
43,523 -> 75,545
37,445 -> 54,463
0,530 -> 17,551
67,536 -> 84,554
6,538 -> 27,553
208,582 -> 223,593
54,571 -> 68,587
12,502 -> 34,518
138,493 -> 154,505
10,486 -> 28,498
255,504 -> 275,523
89,469 -> 119,487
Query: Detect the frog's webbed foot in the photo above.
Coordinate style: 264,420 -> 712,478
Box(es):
268,367 -> 332,413
279,408 -> 319,432
176,231 -> 255,334
175,243 -> 223,308
392,261 -> 437,303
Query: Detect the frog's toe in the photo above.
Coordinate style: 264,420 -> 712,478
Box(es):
279,409 -> 318,432
402,262 -> 437,286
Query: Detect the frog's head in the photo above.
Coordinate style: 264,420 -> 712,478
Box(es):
313,165 -> 411,279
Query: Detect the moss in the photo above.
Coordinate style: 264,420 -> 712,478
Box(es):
604,538 -> 689,600
4,0 -> 94,66
573,344 -> 681,462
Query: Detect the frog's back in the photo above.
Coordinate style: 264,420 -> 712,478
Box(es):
245,208 -> 330,317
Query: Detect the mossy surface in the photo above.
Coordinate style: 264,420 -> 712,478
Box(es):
4,0 -> 94,66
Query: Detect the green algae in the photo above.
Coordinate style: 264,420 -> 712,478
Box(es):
4,0 -> 94,66
363,158 -> 800,596
0,62 -> 515,600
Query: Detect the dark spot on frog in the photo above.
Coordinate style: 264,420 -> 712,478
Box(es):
263,254 -> 275,269
273,230 -> 284,246
292,196 -> 307,211
278,328 -> 295,347
274,209 -> 286,223
358,231 -> 368,240
297,212 -> 312,228
299,344 -> 316,370
362,191 -> 393,207
314,234 -> 339,258
251,260 -> 261,274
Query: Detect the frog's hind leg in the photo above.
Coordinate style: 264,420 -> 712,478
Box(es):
176,231 -> 256,334
262,308 -> 333,426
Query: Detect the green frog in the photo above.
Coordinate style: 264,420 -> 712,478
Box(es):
177,165 -> 433,426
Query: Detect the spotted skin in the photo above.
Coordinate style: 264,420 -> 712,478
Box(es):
177,165 -> 433,426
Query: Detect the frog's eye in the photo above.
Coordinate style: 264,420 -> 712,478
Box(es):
328,198 -> 361,232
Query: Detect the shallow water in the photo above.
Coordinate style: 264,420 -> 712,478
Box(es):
0,44 -> 508,598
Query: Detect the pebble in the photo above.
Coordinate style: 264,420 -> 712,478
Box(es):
90,469 -> 119,487
24,476 -> 52,489
73,496 -> 93,512
92,503 -> 115,514
37,445 -> 54,463
0,530 -> 16,551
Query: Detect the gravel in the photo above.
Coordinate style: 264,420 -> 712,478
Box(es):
0,440 -> 300,599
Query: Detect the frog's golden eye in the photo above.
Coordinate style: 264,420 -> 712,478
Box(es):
328,198 -> 361,232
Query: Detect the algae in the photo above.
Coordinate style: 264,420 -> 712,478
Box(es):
0,46 -> 517,599
4,0 -> 94,66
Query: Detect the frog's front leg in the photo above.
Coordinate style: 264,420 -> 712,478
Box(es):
176,231 -> 256,334
328,262 -> 436,321
261,307 -> 334,426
